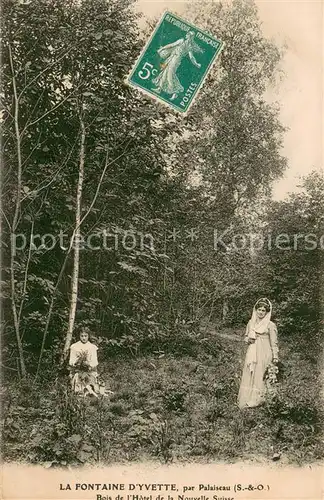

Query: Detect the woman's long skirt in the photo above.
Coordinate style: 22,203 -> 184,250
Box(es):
238,334 -> 273,409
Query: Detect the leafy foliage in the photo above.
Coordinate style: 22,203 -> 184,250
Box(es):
2,332 -> 323,464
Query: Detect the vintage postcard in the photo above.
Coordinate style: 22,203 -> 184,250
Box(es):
1,0 -> 323,499
126,11 -> 224,113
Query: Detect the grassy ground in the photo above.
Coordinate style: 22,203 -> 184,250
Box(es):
2,328 -> 323,466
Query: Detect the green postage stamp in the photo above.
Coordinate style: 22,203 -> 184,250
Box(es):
127,11 -> 224,114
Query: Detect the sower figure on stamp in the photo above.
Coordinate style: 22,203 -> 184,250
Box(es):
152,31 -> 203,101
69,328 -> 100,397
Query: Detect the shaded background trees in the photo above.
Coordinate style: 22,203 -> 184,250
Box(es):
1,0 -> 322,377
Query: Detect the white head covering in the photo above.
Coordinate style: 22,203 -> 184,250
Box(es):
248,298 -> 272,339
246,298 -> 272,373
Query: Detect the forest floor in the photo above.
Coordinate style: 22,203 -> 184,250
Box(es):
2,327 -> 323,467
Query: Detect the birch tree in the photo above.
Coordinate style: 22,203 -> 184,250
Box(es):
3,0 -> 178,373
2,1 -> 78,376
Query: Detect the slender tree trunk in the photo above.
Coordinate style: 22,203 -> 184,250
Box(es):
35,249 -> 70,380
222,298 -> 229,323
207,291 -> 217,324
62,115 -> 86,359
8,43 -> 27,377
163,231 -> 167,293
37,122 -> 128,373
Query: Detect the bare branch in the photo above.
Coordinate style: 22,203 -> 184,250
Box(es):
19,134 -> 79,211
78,138 -> 133,230
21,131 -> 44,168
18,46 -> 74,99
8,41 -> 27,377
18,220 -> 34,324
21,88 -> 46,130
34,248 -> 71,382
0,100 -> 15,120
0,207 -> 12,232
23,88 -> 78,131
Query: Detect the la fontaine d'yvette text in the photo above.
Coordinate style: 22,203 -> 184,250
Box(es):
59,484 -> 232,492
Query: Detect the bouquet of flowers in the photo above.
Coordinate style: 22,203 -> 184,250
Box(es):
71,351 -> 90,374
265,362 -> 279,384
264,361 -> 280,399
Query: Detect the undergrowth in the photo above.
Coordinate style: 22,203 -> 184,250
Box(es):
2,329 -> 323,466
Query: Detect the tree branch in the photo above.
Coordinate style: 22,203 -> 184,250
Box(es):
18,47 -> 74,99
8,41 -> 27,377
78,139 -> 133,230
18,220 -> 34,324
23,87 -> 79,131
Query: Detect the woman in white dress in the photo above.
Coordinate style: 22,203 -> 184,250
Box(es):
238,298 -> 279,409
152,31 -> 202,100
